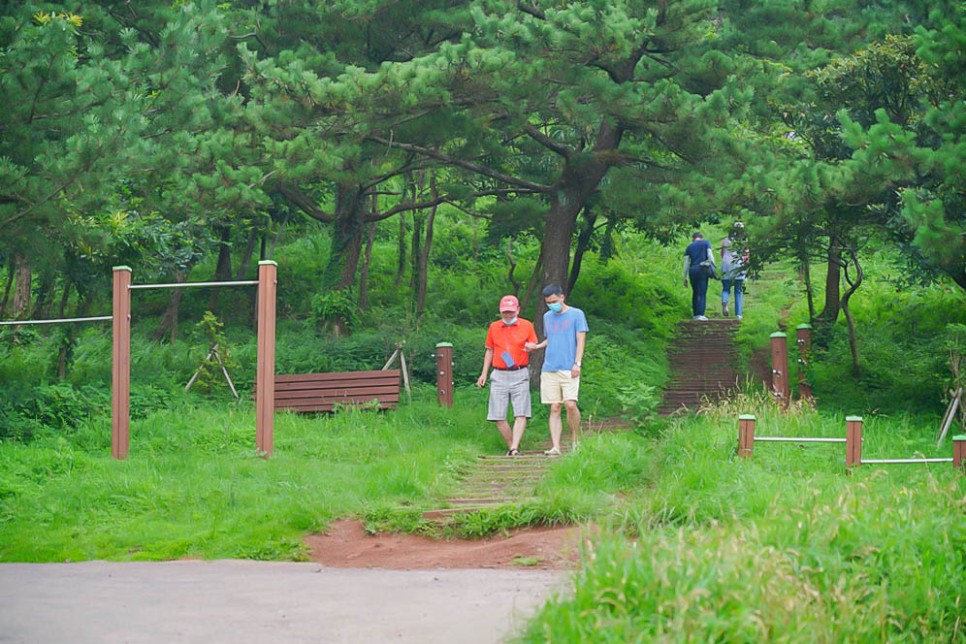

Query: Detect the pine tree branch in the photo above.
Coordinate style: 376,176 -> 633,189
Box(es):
368,135 -> 552,193
523,123 -> 572,159
277,184 -> 335,222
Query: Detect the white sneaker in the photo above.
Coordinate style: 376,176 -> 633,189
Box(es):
693,315 -> 709,321
722,303 -> 729,316
736,315 -> 743,320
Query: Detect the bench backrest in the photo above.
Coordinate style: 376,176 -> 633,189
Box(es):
271,369 -> 401,412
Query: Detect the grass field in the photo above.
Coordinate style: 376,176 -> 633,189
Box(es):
1,384 -> 962,640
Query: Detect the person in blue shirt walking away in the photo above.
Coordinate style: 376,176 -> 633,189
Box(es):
525,284 -> 589,456
683,231 -> 714,320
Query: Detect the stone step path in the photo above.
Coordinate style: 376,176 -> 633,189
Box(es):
423,420 -> 627,520
659,318 -> 741,415
423,449 -> 565,519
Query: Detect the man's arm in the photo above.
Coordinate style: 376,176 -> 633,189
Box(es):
477,347 -> 494,388
572,331 -> 587,377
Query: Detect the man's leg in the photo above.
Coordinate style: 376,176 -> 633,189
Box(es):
510,416 -> 526,451
695,272 -> 709,317
564,400 -> 581,449
548,402 -> 563,452
734,279 -> 744,317
721,279 -> 731,316
495,420 -> 512,448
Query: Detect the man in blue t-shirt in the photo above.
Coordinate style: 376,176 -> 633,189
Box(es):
526,284 -> 589,456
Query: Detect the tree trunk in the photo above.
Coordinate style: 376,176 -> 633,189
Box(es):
358,196 -> 378,313
396,207 -> 407,287
153,268 -> 189,343
11,252 -> 31,319
410,211 -> 423,291
540,125 -> 620,291
57,295 -> 91,379
520,251 -> 544,320
322,184 -> 366,292
358,222 -> 376,313
800,254 -> 816,323
840,246 -> 864,378
414,195 -> 438,319
31,274 -> 54,320
320,184 -> 367,336
56,280 -> 72,318
208,224 -> 233,313
817,238 -> 842,326
506,238 -> 520,295
0,255 -> 13,319
568,207 -> 597,294
237,227 -> 258,279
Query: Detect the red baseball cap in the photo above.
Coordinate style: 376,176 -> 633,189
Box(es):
499,295 -> 519,312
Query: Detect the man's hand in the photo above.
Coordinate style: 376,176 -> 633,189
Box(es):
476,374 -> 487,388
683,279 -> 689,287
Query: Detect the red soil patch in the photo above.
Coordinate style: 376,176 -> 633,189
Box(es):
305,520 -> 583,570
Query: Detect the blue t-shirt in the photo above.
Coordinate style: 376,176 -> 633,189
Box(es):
542,307 -> 589,372
685,238 -> 712,271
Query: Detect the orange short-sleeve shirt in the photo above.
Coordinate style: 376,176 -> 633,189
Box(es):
485,318 -> 537,369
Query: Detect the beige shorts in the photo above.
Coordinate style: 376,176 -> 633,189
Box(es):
540,370 -> 580,404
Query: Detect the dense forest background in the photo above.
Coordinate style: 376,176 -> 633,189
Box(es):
1,1 -> 964,434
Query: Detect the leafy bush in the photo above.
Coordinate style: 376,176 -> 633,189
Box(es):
574,255 -> 681,335
807,283 -> 966,413
0,383 -> 109,442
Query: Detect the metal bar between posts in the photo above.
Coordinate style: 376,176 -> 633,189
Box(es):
754,437 -> 846,443
862,458 -> 953,464
0,316 -> 112,326
129,280 -> 258,290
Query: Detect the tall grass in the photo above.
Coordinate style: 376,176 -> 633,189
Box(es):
522,398 -> 966,642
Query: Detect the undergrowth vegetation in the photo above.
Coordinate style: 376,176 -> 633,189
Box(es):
1,224 -> 964,639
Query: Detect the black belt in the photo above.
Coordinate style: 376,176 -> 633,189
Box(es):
494,365 -> 527,371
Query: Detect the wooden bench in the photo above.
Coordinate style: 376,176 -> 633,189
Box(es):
269,369 -> 401,412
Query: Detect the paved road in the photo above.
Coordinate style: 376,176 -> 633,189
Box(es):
0,561 -> 566,643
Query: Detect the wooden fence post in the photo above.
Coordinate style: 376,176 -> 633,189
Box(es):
796,324 -> 813,402
954,435 -> 965,471
770,332 -> 790,409
846,416 -> 863,468
112,266 -> 132,460
738,415 -> 756,458
435,342 -> 454,407
255,261 -> 277,458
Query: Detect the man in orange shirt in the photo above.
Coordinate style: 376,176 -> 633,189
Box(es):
477,295 -> 538,456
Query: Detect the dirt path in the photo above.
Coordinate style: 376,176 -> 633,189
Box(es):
306,520 -> 583,570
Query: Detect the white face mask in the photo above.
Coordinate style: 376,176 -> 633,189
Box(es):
503,316 -> 518,326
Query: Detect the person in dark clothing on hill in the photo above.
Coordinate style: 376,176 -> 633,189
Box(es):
683,231 -> 714,320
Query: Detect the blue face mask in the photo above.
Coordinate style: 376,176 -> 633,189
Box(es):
547,302 -> 563,313
503,316 -> 517,326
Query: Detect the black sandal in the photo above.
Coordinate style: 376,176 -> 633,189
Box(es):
507,448 -> 521,456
